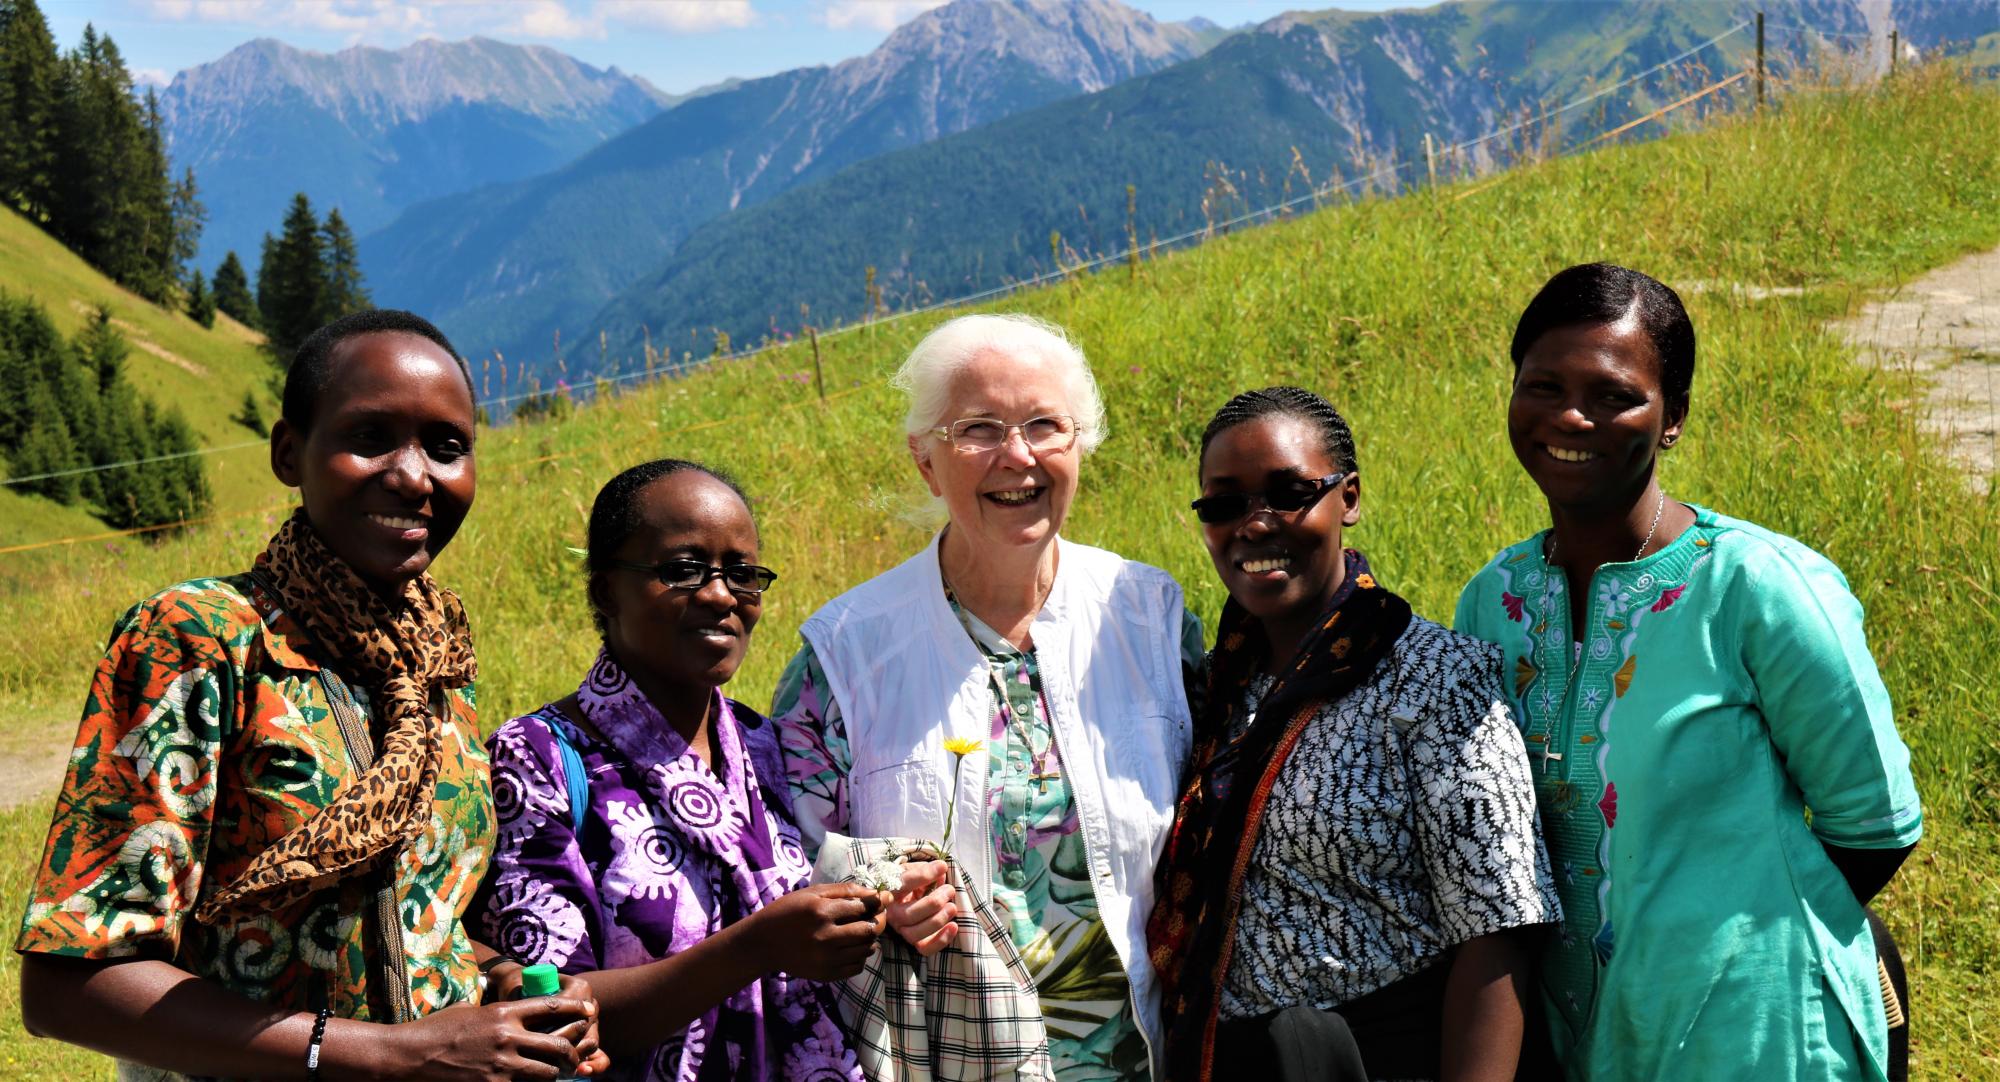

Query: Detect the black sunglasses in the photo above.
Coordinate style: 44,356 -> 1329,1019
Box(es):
1190,472 -> 1349,525
604,558 -> 778,596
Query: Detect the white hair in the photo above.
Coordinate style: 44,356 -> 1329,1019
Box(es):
892,313 -> 1107,458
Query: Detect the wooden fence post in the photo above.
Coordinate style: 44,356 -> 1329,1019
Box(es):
808,326 -> 825,402
1889,29 -> 1899,77
1126,184 -> 1139,281
1424,132 -> 1437,187
1756,12 -> 1766,111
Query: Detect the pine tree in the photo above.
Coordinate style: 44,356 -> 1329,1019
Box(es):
11,387 -> 82,505
153,408 -> 209,522
75,304 -> 123,392
0,0 -> 61,222
232,388 -> 265,436
118,86 -> 179,302
48,25 -> 115,261
212,250 -> 256,327
39,25 -> 180,303
255,232 -> 276,324
319,207 -> 371,319
0,291 -> 208,529
185,267 -> 215,327
259,193 -> 325,357
91,379 -> 146,526
169,165 -> 204,291
0,291 -> 60,448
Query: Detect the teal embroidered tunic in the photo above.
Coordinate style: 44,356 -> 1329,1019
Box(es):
1454,506 -> 1921,1081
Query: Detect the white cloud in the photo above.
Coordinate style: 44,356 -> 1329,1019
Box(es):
132,67 -> 174,87
816,0 -> 944,33
139,0 -> 432,36
138,0 -> 759,40
504,0 -> 604,39
598,0 -> 757,33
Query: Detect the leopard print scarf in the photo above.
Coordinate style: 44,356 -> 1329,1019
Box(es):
195,510 -> 477,923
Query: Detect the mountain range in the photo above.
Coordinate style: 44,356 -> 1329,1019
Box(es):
159,36 -> 680,267
572,0 -> 1996,376
154,0 -> 1997,389
356,0 -> 1225,375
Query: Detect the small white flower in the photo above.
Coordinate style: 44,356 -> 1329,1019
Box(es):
856,856 -> 904,892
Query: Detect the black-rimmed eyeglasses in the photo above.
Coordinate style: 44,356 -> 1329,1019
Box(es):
604,558 -> 778,596
1189,473 -> 1349,525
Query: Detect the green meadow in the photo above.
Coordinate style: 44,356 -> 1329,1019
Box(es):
1,68 -> 1995,1076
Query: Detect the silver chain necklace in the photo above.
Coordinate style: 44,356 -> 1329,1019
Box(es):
1546,487 -> 1667,566
1534,488 -> 1668,783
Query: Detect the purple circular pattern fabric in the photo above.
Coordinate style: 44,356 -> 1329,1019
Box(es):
474,647 -> 861,1082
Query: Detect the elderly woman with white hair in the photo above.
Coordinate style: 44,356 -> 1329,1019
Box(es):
776,313 -> 1202,1080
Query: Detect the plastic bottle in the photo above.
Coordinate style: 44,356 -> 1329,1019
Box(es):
518,963 -> 584,1081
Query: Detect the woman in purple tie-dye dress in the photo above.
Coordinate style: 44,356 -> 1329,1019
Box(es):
473,459 -> 883,1081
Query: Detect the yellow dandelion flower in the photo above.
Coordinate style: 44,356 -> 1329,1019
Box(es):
942,737 -> 985,757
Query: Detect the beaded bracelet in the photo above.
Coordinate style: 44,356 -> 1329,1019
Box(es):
305,1006 -> 331,1082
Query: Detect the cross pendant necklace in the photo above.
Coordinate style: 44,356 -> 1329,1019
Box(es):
1537,491 -> 1663,784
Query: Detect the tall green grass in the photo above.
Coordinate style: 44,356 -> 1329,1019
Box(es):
1,68 -> 1994,1077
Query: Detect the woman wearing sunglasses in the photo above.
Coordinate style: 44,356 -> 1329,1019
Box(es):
1454,264 -> 1920,1081
776,313 -> 1202,1079
1148,387 -> 1559,1082
472,458 -> 881,1081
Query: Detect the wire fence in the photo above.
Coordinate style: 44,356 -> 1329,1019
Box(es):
0,11 -> 1941,557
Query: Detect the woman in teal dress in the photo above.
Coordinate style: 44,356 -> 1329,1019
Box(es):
1454,263 -> 1921,1081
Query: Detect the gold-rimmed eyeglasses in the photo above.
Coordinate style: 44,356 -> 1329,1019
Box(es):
929,414 -> 1077,454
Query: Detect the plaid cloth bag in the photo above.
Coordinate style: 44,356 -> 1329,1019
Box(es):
813,833 -> 1056,1082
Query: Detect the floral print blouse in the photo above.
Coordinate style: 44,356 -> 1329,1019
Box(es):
777,599 -> 1202,1082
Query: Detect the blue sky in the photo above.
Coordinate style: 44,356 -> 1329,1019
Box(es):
42,0 -> 1422,95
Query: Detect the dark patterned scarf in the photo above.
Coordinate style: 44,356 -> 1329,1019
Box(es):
196,510 -> 477,923
1146,550 -> 1412,1082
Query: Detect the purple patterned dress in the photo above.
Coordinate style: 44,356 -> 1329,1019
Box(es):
474,648 -> 861,1082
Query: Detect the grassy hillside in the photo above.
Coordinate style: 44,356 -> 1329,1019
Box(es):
0,204 -> 287,549
2,69 -> 1995,1077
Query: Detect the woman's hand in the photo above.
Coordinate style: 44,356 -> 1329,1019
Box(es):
479,962 -> 612,1077
886,859 -> 960,956
747,882 -> 884,981
365,994 -> 598,1081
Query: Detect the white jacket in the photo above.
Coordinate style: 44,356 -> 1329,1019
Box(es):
798,532 -> 1195,1070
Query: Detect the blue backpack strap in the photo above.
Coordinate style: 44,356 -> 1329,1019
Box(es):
546,714 -> 590,835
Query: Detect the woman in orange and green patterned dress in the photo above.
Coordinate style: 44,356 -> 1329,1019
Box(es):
17,310 -> 606,1081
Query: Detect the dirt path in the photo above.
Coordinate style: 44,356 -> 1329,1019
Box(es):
1836,245 -> 2000,491
0,728 -> 67,813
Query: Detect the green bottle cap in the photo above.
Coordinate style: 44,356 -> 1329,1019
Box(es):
519,962 -> 562,998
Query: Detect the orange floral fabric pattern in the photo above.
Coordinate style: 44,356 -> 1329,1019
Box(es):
16,574 -> 494,1021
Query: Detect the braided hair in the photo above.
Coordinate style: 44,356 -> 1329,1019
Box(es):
1198,386 -> 1357,476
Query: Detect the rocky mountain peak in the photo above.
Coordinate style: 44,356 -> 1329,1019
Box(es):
160,36 -> 671,131
838,0 -> 1209,97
